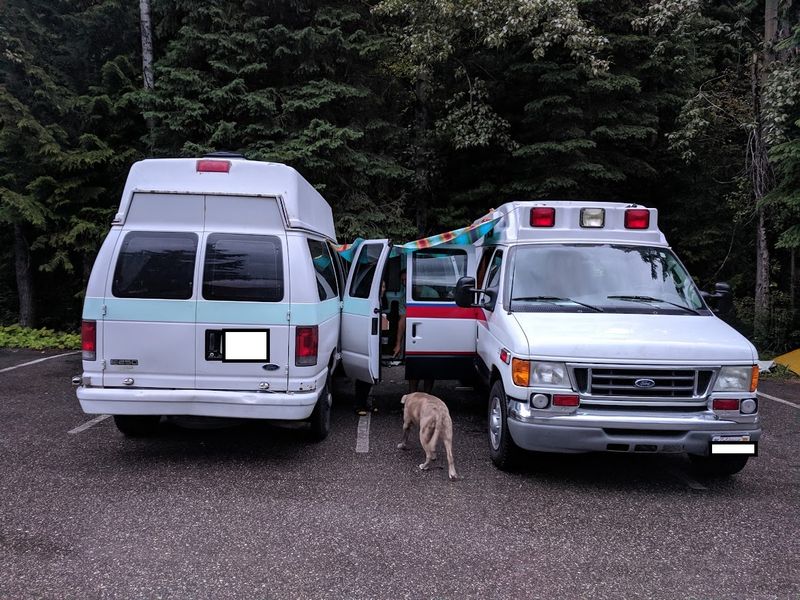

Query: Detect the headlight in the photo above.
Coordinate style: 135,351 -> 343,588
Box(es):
531,361 -> 570,388
714,366 -> 758,392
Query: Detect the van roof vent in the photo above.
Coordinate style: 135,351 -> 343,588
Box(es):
203,151 -> 247,159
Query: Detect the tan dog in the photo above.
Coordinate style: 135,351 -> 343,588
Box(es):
397,392 -> 458,480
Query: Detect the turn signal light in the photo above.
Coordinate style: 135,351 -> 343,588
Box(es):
512,358 -> 530,386
553,394 -> 580,407
530,207 -> 555,228
81,320 -> 96,361
624,209 -> 650,229
749,365 -> 759,392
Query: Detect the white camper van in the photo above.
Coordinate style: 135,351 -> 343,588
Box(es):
356,201 -> 761,476
75,154 -> 345,439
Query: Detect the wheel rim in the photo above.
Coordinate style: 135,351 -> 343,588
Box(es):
489,395 -> 502,450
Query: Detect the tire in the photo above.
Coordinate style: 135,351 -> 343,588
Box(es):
308,373 -> 332,442
113,415 -> 161,437
689,454 -> 749,477
488,380 -> 520,470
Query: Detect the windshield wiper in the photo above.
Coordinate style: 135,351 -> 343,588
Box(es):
512,296 -> 603,312
607,295 -> 699,315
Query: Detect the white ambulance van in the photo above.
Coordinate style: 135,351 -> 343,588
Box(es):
75,154 -> 345,440
355,201 -> 761,476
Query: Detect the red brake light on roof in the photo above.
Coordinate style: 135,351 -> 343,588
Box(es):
625,209 -> 650,229
196,159 -> 231,173
295,326 -> 318,366
81,320 -> 96,361
530,207 -> 555,227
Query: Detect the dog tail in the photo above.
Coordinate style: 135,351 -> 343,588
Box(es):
400,394 -> 407,405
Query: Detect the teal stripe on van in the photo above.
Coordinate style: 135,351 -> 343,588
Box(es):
343,297 -> 373,317
85,297 -> 340,325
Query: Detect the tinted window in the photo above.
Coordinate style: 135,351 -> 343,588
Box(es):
308,239 -> 338,301
112,231 -> 197,299
349,243 -> 383,299
487,251 -> 503,289
412,250 -> 467,301
203,234 -> 283,302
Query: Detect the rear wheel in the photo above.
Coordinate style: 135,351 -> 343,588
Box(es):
308,373 -> 332,442
689,454 -> 749,477
113,415 -> 161,437
488,380 -> 519,470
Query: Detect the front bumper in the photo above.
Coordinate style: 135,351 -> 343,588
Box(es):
77,386 -> 322,420
507,401 -> 761,455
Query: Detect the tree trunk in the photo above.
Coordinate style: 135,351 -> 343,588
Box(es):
13,224 -> 36,328
139,0 -> 154,91
414,70 -> 431,236
139,0 -> 155,144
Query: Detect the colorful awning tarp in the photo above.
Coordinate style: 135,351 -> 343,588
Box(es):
774,348 -> 800,376
335,213 -> 500,261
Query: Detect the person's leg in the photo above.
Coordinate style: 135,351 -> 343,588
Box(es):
355,379 -> 372,415
392,315 -> 406,357
408,379 -> 419,394
422,379 -> 434,394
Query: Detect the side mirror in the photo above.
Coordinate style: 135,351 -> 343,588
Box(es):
454,277 -> 477,308
454,276 -> 498,311
701,281 -> 733,317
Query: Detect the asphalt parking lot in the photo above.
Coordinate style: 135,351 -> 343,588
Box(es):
1,350 -> 798,599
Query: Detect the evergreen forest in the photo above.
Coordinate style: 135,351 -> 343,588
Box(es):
1,0 -> 798,352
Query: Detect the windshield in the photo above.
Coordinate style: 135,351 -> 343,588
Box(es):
508,244 -> 706,314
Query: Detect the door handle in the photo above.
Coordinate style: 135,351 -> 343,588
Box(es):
371,317 -> 378,335
411,322 -> 418,338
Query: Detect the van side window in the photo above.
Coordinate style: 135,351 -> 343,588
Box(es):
112,231 -> 198,300
476,247 -> 495,288
328,242 -> 346,299
203,234 -> 283,302
349,243 -> 383,298
486,250 -> 503,289
411,249 -> 467,301
308,239 -> 338,301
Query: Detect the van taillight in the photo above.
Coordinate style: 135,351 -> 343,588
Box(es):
624,209 -> 650,229
196,159 -> 230,173
295,326 -> 318,366
81,320 -> 96,361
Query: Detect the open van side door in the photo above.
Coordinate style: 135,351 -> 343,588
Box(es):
341,240 -> 391,383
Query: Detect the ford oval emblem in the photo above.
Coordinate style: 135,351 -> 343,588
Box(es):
262,364 -> 280,371
634,378 -> 656,388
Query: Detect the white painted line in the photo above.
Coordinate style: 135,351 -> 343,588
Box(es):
0,351 -> 80,373
68,414 -> 110,435
758,391 -> 800,410
355,413 -> 371,453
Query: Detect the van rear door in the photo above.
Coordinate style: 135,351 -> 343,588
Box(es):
194,195 -> 290,392
341,240 -> 390,383
102,193 -> 202,389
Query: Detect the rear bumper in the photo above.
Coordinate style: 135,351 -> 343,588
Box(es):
77,386 -> 321,420
507,401 -> 761,455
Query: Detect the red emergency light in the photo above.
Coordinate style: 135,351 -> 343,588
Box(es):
530,207 -> 555,228
624,209 -> 650,229
196,159 -> 231,173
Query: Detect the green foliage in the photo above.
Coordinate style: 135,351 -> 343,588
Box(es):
0,324 -> 80,350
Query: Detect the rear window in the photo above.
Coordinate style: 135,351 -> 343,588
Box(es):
203,234 -> 283,302
112,231 -> 198,300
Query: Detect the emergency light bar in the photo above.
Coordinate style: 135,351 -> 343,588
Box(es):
530,207 -> 555,227
624,209 -> 650,229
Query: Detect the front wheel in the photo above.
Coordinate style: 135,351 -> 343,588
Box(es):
308,377 -> 332,442
488,380 -> 520,470
689,454 -> 749,477
113,415 -> 160,437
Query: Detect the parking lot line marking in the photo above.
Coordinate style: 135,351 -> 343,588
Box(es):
0,351 -> 80,374
758,391 -> 800,410
68,414 -> 110,434
355,413 -> 371,453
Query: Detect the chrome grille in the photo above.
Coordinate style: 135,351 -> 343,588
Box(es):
573,367 -> 714,399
